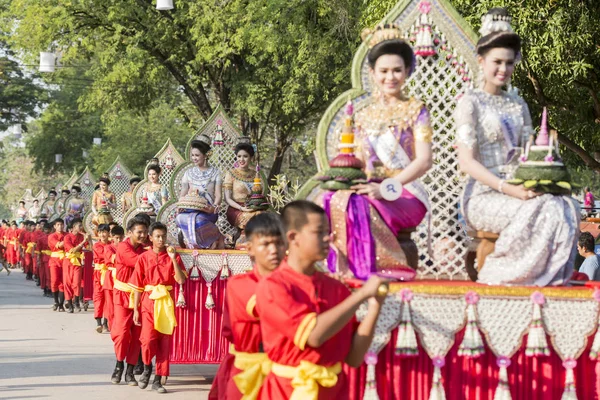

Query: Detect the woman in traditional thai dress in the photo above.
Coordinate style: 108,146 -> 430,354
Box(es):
55,187 -> 70,215
64,185 -> 86,227
223,141 -> 265,245
45,190 -> 57,217
143,162 -> 169,217
321,24 -> 433,279
176,137 -> 223,249
91,174 -> 117,227
28,199 -> 41,222
455,8 -> 578,286
121,176 -> 141,215
16,201 -> 27,224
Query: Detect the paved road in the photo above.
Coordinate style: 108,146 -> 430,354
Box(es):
0,269 -> 217,399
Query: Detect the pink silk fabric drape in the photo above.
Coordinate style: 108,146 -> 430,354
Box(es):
170,277 -> 228,364
346,327 -> 599,400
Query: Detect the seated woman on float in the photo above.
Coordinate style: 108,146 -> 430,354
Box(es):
455,8 -> 578,286
319,24 -> 433,279
176,135 -> 224,249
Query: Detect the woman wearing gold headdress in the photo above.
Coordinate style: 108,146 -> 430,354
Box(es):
64,185 -> 86,227
320,24 -> 433,279
92,174 -> 116,227
223,139 -> 267,246
455,8 -> 578,286
142,160 -> 169,216
176,135 -> 223,249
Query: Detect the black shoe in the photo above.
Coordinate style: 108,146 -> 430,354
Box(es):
95,318 -> 103,333
52,291 -> 59,311
73,297 -> 82,313
138,364 -> 152,389
58,292 -> 66,312
134,354 -> 144,375
152,375 -> 167,394
111,361 -> 124,384
125,364 -> 138,386
66,300 -> 74,314
83,301 -> 89,312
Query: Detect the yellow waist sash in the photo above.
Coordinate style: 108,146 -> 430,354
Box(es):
230,345 -> 272,400
66,251 -> 84,266
108,266 -> 117,280
25,242 -> 36,254
270,361 -> 342,400
8,240 -> 16,245
41,250 -> 52,256
94,263 -> 108,285
114,279 -> 136,309
51,251 -> 65,260
144,284 -> 176,335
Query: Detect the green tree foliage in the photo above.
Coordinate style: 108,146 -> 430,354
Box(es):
0,42 -> 45,131
362,0 -> 600,173
88,99 -> 192,176
3,0 -> 363,181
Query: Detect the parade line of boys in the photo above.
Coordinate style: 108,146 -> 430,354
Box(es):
0,200 -> 386,398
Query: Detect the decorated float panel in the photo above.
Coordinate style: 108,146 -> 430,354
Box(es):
300,0 -> 477,280
158,105 -> 243,245
123,138 -> 185,228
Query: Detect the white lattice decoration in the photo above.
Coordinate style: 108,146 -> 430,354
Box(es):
357,295 -> 403,354
106,157 -> 134,224
543,299 -> 599,360
35,189 -> 47,202
411,295 -> 465,357
158,106 -> 243,241
178,251 -> 252,283
75,167 -> 97,200
123,138 -> 185,227
477,298 -> 531,357
311,0 -> 481,280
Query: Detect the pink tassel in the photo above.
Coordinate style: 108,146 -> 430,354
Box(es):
362,352 -> 379,400
561,359 -> 578,400
205,282 -> 215,310
220,252 -> 230,280
176,284 -> 186,308
429,357 -> 446,400
526,292 -> 550,356
494,357 -> 512,400
395,289 -> 418,356
458,291 -> 485,357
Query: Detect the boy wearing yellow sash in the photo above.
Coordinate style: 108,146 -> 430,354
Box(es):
93,224 -> 111,333
129,221 -> 186,394
255,201 -> 386,400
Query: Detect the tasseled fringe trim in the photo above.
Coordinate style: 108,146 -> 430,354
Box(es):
363,361 -> 380,400
395,297 -> 418,356
429,357 -> 446,400
458,300 -> 484,358
220,252 -> 230,280
494,365 -> 512,400
561,360 -> 578,400
526,293 -> 550,357
176,284 -> 186,308
205,283 -> 215,310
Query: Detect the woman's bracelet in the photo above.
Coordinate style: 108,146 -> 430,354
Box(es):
498,179 -> 506,194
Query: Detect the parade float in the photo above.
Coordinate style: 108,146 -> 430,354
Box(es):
11,0 -> 600,398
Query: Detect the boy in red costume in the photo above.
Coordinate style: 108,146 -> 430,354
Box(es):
255,200 -> 386,400
129,222 -> 186,393
93,224 -> 111,333
209,212 -> 286,400
103,225 -> 124,333
20,221 -> 36,280
48,219 -> 66,312
110,218 -> 148,386
36,222 -> 52,297
0,220 -> 9,275
63,218 -> 91,313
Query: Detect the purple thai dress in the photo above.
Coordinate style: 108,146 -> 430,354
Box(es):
321,97 -> 431,279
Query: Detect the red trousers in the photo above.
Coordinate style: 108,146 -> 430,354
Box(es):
49,258 -> 64,292
37,257 -> 46,289
93,270 -> 105,319
62,262 -> 73,300
44,258 -> 51,289
111,289 -> 141,364
140,294 -> 172,376
24,253 -> 33,274
104,289 -> 114,329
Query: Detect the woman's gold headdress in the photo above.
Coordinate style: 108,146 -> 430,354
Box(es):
361,23 -> 406,49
